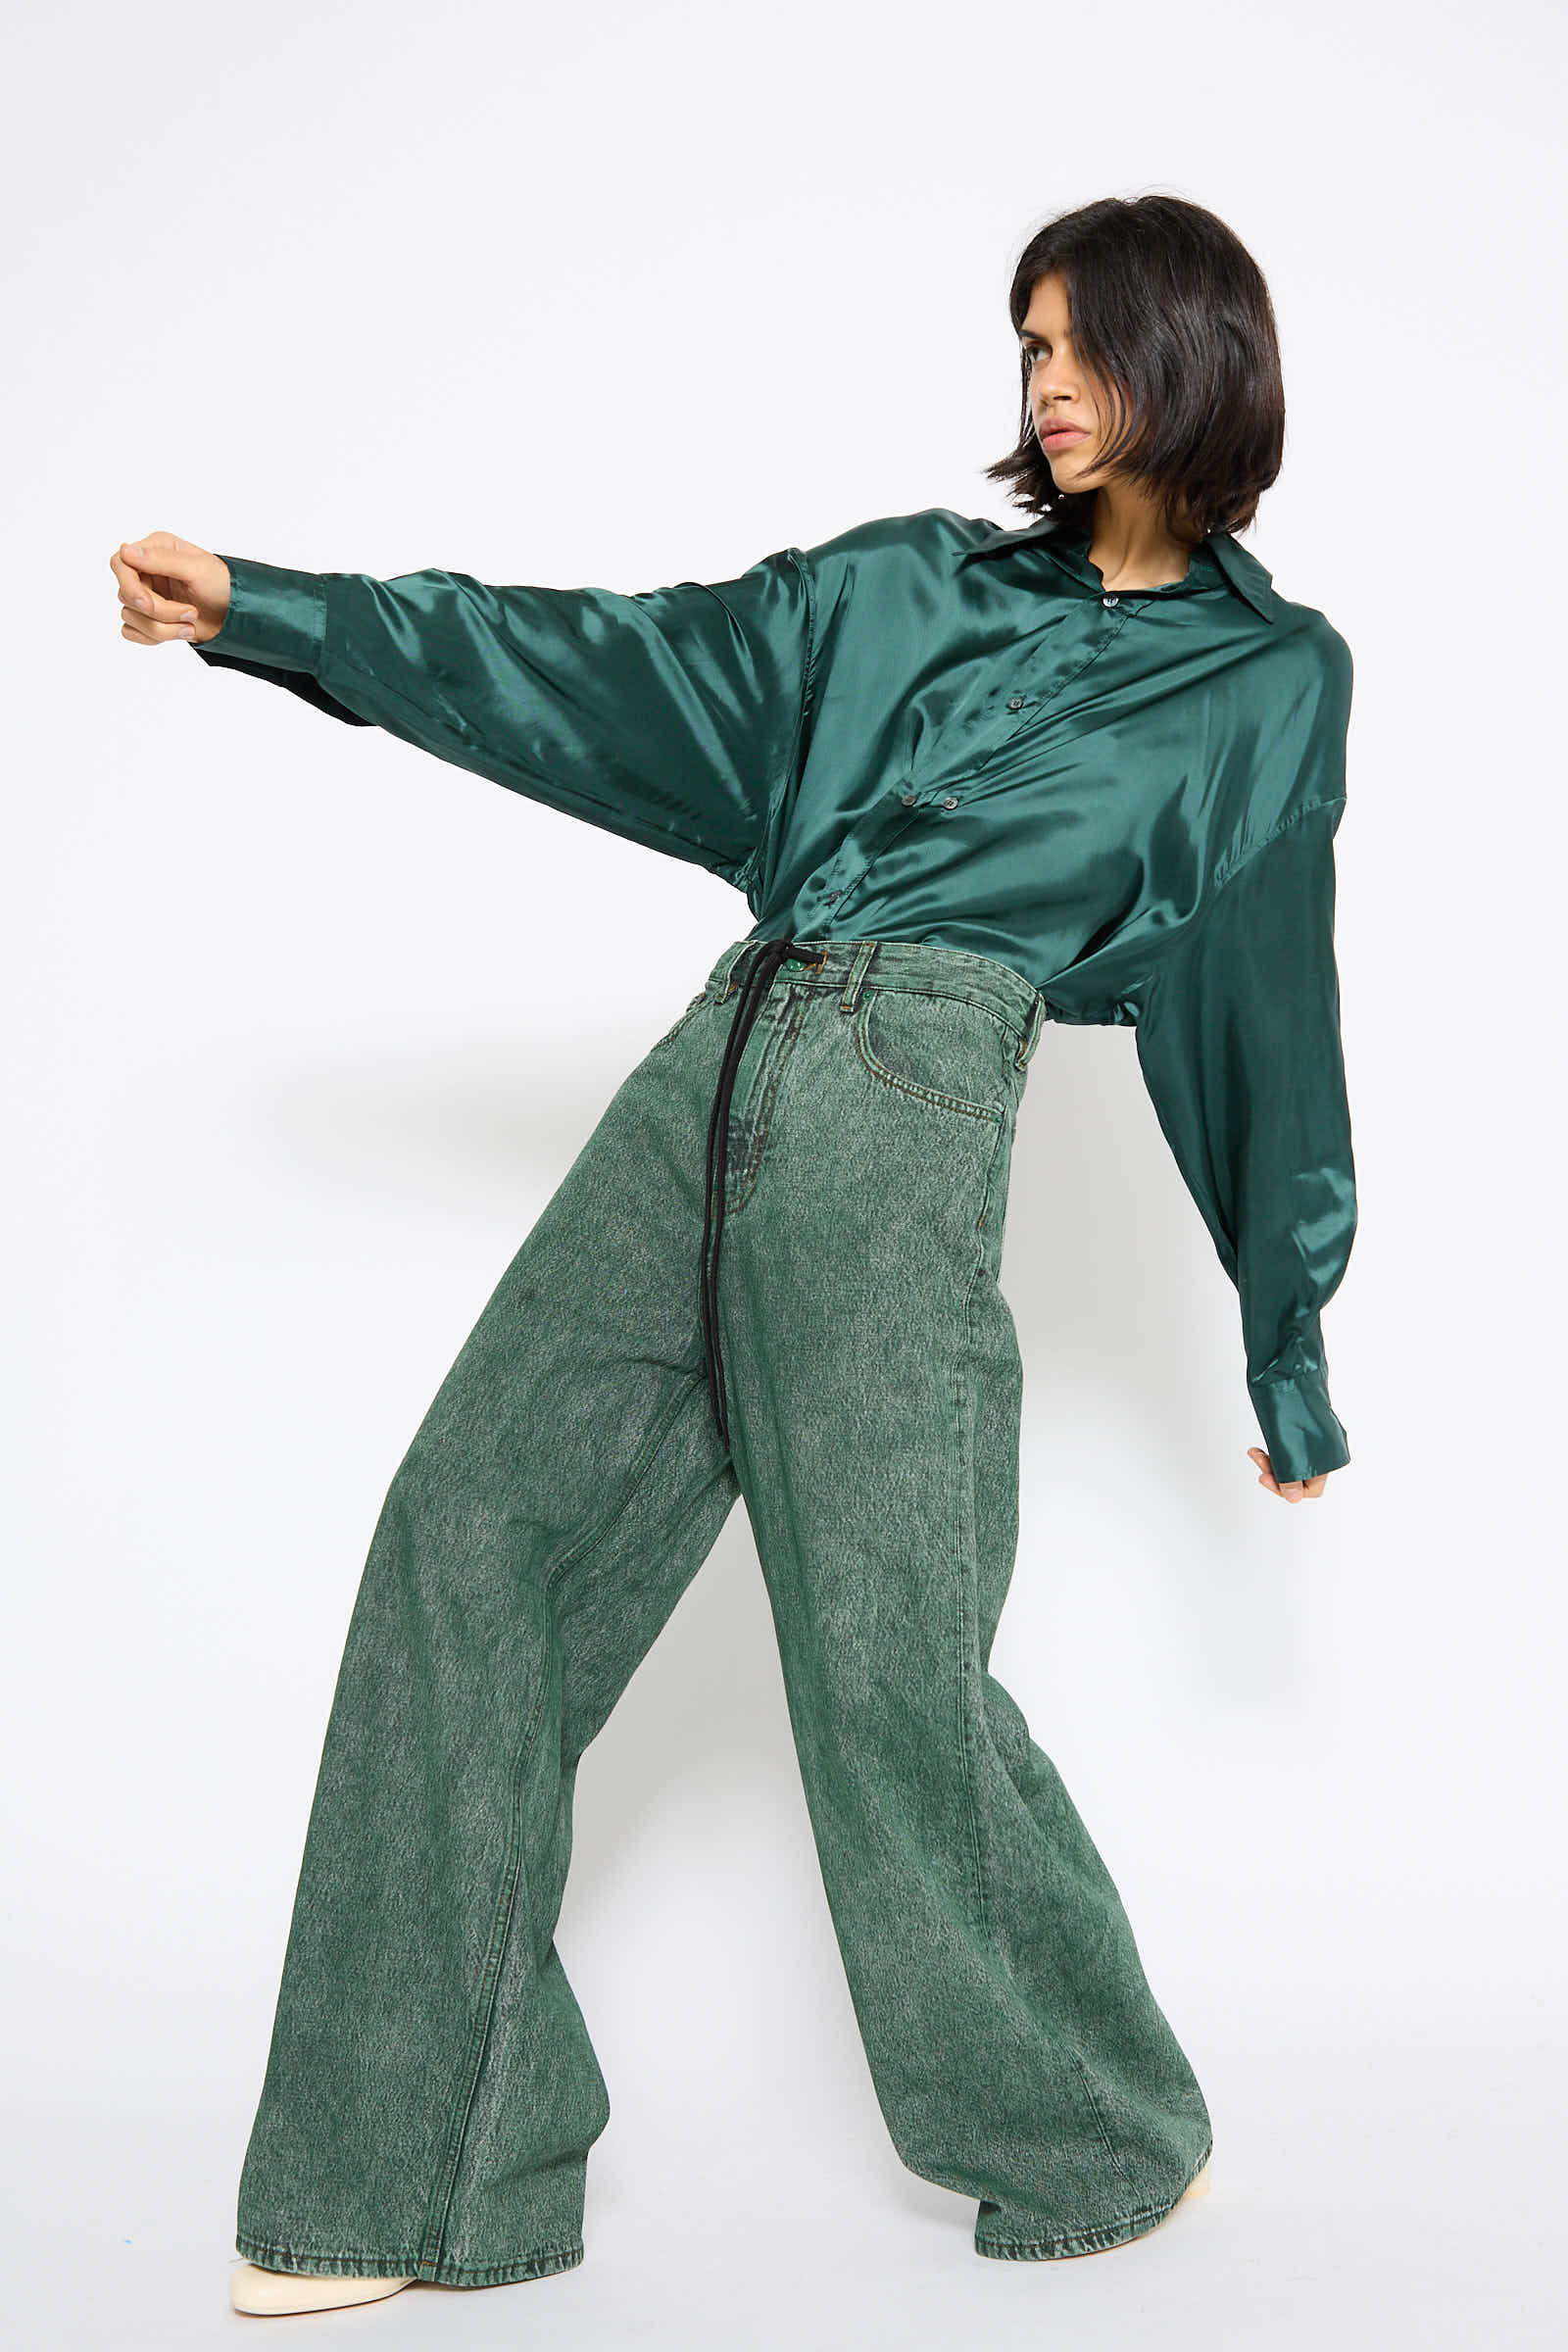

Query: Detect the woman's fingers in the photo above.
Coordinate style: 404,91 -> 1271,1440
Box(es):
111,533 -> 227,644
118,529 -> 202,581
1246,1446 -> 1328,1501
111,550 -> 198,637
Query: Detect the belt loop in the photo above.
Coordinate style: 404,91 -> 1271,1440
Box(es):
1015,992 -> 1047,1068
839,940 -> 877,1016
721,940 -> 752,1001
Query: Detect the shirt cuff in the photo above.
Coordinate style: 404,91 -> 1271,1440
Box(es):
200,553 -> 326,672
1249,1371 -> 1350,1484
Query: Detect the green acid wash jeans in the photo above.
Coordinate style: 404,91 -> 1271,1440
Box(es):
233,934 -> 1212,2285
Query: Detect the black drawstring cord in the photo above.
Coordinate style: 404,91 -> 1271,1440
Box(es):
701,937 -> 824,1448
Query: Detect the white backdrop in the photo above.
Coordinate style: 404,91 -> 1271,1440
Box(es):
6,1 -> 1563,2344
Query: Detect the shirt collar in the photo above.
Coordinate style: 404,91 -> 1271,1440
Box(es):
954,510 -> 1278,624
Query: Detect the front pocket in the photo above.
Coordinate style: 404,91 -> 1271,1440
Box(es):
853,986 -> 1011,1122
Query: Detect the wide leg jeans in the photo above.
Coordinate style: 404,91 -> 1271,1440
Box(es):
232,934 -> 1212,2285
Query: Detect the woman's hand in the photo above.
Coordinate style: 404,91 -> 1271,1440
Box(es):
1247,1446 -> 1330,1502
111,532 -> 230,645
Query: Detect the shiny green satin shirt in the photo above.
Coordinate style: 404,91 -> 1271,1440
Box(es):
192,505 -> 1357,1483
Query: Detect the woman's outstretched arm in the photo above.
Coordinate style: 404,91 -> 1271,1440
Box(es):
113,529 -> 815,895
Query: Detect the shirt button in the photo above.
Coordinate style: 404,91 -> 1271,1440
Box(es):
901,791 -> 917,806
942,796 -> 957,809
823,889 -> 843,901
1102,593 -> 1119,608
1005,695 -> 1024,711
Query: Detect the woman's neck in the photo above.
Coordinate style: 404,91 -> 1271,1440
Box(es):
1085,490 -> 1199,593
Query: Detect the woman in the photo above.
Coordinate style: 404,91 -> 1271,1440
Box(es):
113,193 -> 1355,2312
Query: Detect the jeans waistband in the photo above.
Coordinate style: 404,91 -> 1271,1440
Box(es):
702,935 -> 1050,1071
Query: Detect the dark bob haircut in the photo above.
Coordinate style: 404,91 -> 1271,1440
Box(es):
984,194 -> 1286,546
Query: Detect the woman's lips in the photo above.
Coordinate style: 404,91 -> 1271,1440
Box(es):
1042,426 -> 1088,450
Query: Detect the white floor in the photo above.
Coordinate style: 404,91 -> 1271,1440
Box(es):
16,2048 -> 1561,2352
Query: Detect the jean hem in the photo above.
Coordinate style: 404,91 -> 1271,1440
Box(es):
973,2140 -> 1212,2263
234,2232 -> 585,2287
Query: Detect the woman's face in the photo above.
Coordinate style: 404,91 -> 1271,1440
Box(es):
1018,271 -> 1112,492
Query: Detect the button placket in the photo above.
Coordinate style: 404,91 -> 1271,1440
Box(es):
821,591 -> 1137,920
948,598 -> 1135,787
804,782 -> 930,921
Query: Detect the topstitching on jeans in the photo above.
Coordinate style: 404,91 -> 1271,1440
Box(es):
973,2133 -> 1212,2259
726,982 -> 811,1212
235,2232 -> 585,2288
951,1102 -> 1017,1945
852,989 -> 1010,1124
1072,2051 -> 1134,2188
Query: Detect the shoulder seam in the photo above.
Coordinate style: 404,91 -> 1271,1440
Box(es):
1211,794 -> 1347,894
1133,797 -> 1347,1015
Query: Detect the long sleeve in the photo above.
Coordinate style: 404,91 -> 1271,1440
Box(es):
191,637 -> 372,726
1132,798 -> 1357,1483
189,543 -> 815,895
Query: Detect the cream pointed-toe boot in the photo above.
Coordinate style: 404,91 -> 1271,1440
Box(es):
229,2261 -> 417,2316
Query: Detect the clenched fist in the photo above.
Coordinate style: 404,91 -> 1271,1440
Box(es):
112,532 -> 231,645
